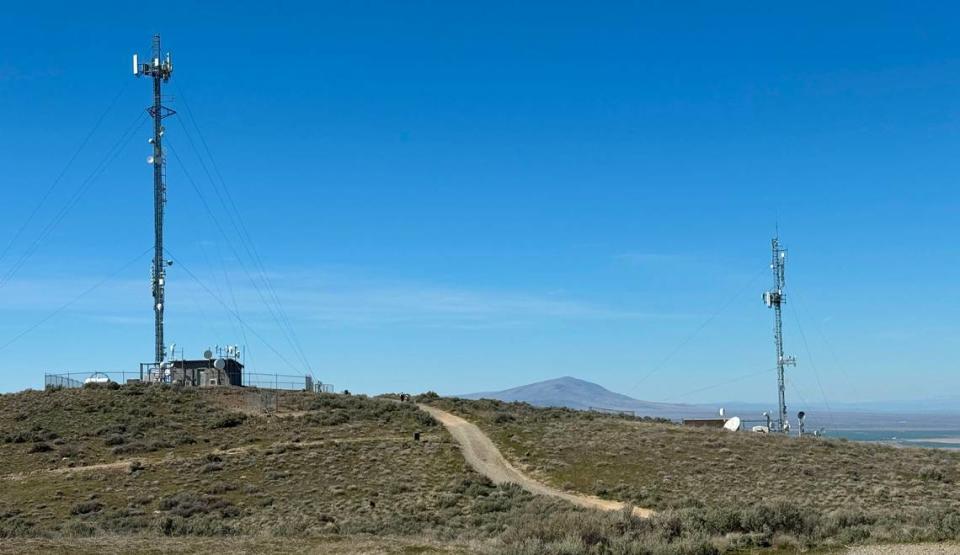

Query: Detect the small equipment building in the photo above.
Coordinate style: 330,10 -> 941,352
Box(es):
169,358 -> 243,387
681,418 -> 727,429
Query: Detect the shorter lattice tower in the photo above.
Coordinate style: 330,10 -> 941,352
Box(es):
762,235 -> 796,433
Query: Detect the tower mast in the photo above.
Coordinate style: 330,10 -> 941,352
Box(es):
763,235 -> 795,433
134,35 -> 175,365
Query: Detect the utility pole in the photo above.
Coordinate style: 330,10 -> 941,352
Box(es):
134,35 -> 175,366
763,235 -> 796,433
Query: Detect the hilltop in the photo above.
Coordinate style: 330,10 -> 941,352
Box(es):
1,385 -> 960,554
462,376 -> 710,420
0,385 -> 715,554
0,385 -> 479,552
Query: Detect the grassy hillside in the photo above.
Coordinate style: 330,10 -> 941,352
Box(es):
0,385 -> 779,554
0,386 -> 480,545
3,386 -> 960,554
426,396 -> 960,550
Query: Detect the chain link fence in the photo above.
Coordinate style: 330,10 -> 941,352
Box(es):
44,370 -> 334,394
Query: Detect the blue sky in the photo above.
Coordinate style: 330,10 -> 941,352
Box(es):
0,2 -> 958,405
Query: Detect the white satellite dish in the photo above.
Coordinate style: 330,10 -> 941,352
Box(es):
84,372 -> 110,385
213,358 -> 226,371
203,349 -> 213,360
719,407 -> 725,417
722,416 -> 742,432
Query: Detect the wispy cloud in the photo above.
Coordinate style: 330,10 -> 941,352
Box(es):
285,284 -> 667,327
184,267 -> 680,327
0,268 -> 681,329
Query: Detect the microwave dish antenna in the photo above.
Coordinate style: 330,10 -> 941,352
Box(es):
722,416 -> 742,432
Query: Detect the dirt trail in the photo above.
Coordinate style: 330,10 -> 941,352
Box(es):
847,545 -> 960,554
419,404 -> 654,518
1,436 -> 414,482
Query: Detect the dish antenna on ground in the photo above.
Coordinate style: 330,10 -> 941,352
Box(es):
723,416 -> 742,432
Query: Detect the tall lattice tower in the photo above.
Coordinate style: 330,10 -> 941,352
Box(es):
133,35 -> 175,365
762,236 -> 796,433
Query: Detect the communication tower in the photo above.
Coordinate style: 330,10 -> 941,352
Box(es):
134,35 -> 175,365
762,236 -> 796,433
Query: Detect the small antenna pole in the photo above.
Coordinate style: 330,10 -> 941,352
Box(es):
134,35 -> 175,366
763,234 -> 796,433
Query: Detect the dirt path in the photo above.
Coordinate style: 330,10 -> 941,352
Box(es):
1,436 -> 417,482
847,545 -> 960,554
418,404 -> 653,518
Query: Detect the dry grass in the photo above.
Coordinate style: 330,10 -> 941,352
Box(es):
3,386 -> 959,554
425,396 -> 960,550
0,536 -> 473,554
0,386 -> 475,539
0,387 -> 655,553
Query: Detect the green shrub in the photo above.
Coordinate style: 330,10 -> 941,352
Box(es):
103,434 -> 126,446
158,492 -> 236,519
57,444 -> 81,458
493,412 -> 515,424
919,465 -> 948,482
157,515 -> 237,536
111,439 -> 172,455
201,462 -> 224,473
70,501 -> 103,515
0,516 -> 34,538
60,519 -> 97,537
210,414 -> 246,429
203,482 -> 236,494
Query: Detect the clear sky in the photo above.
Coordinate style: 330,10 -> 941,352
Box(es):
0,2 -> 957,405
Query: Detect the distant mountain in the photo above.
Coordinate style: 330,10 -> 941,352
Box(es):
461,376 -> 714,420
460,376 -> 960,428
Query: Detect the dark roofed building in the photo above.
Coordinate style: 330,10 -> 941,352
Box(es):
169,358 -> 243,387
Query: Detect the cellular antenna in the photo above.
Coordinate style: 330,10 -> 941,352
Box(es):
134,35 -> 175,365
762,234 -> 796,433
